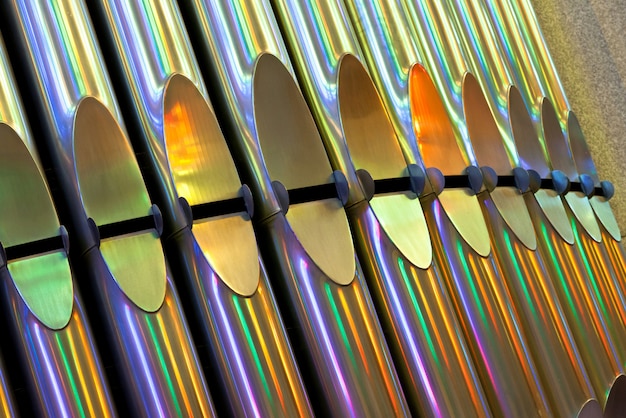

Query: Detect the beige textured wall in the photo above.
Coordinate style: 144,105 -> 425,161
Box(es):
529,0 -> 626,235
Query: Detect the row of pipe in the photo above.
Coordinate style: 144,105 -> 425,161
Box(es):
0,0 -> 622,417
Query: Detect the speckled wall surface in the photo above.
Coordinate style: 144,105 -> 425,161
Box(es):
529,0 -> 626,236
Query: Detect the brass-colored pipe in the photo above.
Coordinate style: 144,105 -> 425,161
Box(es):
180,1 -> 409,415
270,1 -> 492,416
0,31 -> 114,416
344,1 -> 556,415
463,73 -> 601,417
1,1 -> 215,415
88,0 -> 311,415
520,96 -> 626,414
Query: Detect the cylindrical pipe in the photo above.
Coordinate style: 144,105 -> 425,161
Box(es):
344,1 -> 552,415
0,1 -> 215,415
0,31 -> 114,417
463,73 -> 601,417
512,90 -> 626,413
88,0 -> 311,415
270,1 -> 491,416
180,1 -> 410,416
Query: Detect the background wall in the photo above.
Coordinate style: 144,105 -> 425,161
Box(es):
530,0 -> 626,235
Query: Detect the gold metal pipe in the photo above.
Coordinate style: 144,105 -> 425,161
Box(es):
523,97 -> 626,414
343,0 -> 559,415
88,0 -> 312,415
270,1 -> 492,416
1,1 -> 216,415
180,1 -> 410,415
0,31 -> 114,416
463,73 -> 602,417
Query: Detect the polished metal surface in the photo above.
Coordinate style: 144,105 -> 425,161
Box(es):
270,2 -> 491,415
462,73 -> 537,250
343,0 -> 491,256
0,30 -> 115,416
568,112 -> 621,241
466,73 -> 601,416
89,1 -> 312,415
181,0 -> 410,415
344,1 -> 554,415
0,354 -> 16,417
2,0 -> 216,414
91,0 -> 261,297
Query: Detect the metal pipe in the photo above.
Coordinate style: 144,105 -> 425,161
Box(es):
463,73 -> 602,417
270,1 -> 491,416
513,95 -> 626,414
0,1 -> 215,415
0,31 -> 113,417
343,0 -> 556,416
88,0 -> 311,415
179,1 -> 411,416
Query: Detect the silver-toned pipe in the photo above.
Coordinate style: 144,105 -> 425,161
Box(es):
270,1 -> 491,416
181,1 -> 409,416
88,0 -> 311,415
0,31 -> 114,417
1,1 -> 215,415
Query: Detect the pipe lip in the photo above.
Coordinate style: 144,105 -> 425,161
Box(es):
508,85 -> 574,243
73,97 -> 166,312
253,53 -> 355,285
337,54 -> 432,269
463,73 -> 536,250
408,65 -> 491,256
163,74 -> 260,296
567,111 -> 621,241
576,399 -> 603,418
541,99 -> 602,241
604,374 -> 626,418
409,64 -> 467,175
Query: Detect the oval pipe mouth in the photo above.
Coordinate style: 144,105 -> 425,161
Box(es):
567,111 -> 598,184
409,65 -> 491,257
253,53 -> 355,285
410,64 -> 468,175
567,111 -> 621,240
576,399 -> 603,418
0,123 -> 73,330
463,73 -> 513,175
74,97 -> 166,312
604,374 -> 626,418
541,98 -> 578,181
338,54 -> 432,269
508,86 -> 574,243
463,73 -> 537,250
508,86 -> 551,177
541,99 -> 601,242
163,74 -> 260,296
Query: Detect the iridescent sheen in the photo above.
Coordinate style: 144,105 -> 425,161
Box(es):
4,0 -> 215,413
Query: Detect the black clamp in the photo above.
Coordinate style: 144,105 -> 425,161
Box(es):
179,185 -> 255,227
487,167 -> 531,194
1,225 -> 70,267
272,170 -> 350,215
88,204 -> 163,247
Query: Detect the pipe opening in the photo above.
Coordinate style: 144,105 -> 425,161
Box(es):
567,111 -> 598,185
253,54 -> 355,285
337,54 -> 406,180
508,86 -> 550,177
409,64 -> 467,175
462,73 -> 512,175
604,374 -> 626,418
338,55 -> 432,269
541,98 -> 577,181
163,74 -> 260,296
